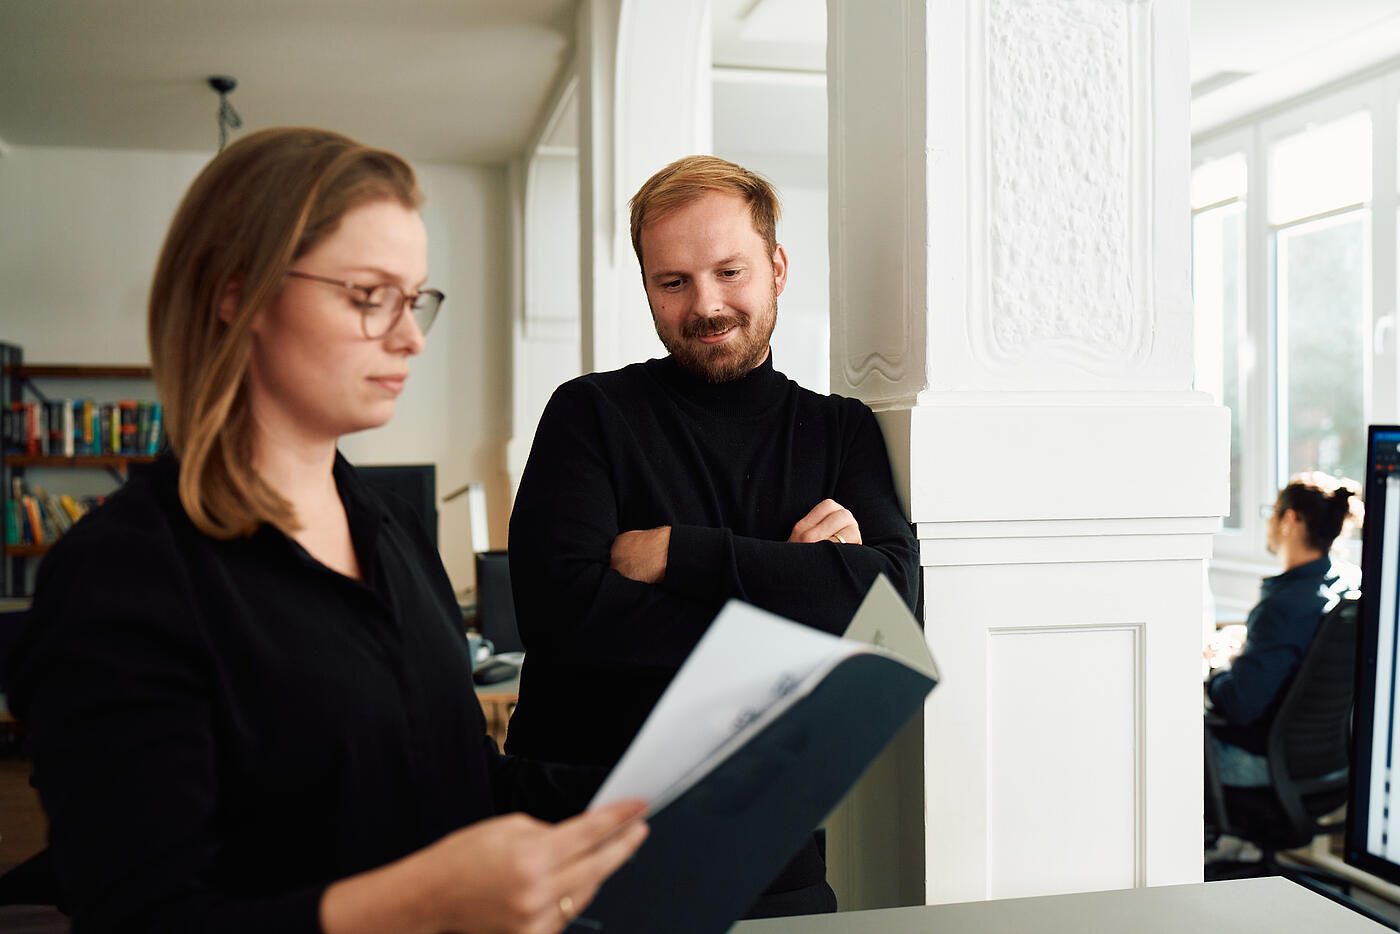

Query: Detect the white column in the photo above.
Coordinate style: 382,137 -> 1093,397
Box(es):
576,0 -> 713,375
828,0 -> 1226,905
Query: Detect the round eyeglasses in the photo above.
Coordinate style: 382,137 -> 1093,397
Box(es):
285,270 -> 444,339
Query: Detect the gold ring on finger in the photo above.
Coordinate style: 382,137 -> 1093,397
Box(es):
558,895 -> 576,921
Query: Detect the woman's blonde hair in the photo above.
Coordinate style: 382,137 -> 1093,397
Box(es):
148,127 -> 422,539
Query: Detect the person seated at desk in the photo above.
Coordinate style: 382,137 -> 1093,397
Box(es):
1205,472 -> 1362,787
5,127 -> 646,933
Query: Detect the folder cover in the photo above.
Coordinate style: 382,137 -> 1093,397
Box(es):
573,575 -> 938,933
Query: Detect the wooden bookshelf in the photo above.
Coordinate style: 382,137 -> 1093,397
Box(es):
2,544 -> 50,558
2,347 -> 162,596
3,364 -> 152,380
4,454 -> 156,469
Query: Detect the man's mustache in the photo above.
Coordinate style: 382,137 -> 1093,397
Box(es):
683,314 -> 748,338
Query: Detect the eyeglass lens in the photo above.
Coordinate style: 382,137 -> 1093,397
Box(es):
362,285 -> 442,338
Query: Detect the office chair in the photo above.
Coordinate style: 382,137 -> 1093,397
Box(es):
1204,592 -> 1368,901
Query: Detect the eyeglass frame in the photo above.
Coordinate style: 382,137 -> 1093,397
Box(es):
284,270 -> 444,339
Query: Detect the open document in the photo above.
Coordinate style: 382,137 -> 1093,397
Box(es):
574,575 -> 938,934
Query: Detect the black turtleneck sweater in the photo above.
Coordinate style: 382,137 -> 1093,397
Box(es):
505,353 -> 919,768
505,354 -> 918,912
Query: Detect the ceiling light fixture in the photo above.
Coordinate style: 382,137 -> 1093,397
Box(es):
207,75 -> 243,151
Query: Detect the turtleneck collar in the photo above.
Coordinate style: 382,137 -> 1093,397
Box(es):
645,351 -> 788,417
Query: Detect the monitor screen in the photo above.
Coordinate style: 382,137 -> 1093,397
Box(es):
1347,425 -> 1400,883
356,463 -> 438,548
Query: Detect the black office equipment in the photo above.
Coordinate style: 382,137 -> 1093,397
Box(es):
1347,426 -> 1400,885
356,464 -> 437,548
472,657 -> 520,686
1205,595 -> 1359,878
475,550 -> 523,654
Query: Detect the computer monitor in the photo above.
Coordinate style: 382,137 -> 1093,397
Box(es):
475,550 -> 523,654
356,464 -> 438,548
1346,425 -> 1400,883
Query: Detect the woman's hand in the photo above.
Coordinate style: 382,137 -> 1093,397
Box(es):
321,799 -> 649,934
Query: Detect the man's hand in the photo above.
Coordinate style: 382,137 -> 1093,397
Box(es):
610,527 -> 671,583
788,499 -> 862,545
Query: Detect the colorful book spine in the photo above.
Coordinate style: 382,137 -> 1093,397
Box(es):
24,400 -> 40,455
59,494 -> 87,524
45,400 -> 67,456
119,400 -> 138,455
59,398 -> 74,457
21,494 -> 44,545
81,399 -> 95,455
151,402 -> 163,454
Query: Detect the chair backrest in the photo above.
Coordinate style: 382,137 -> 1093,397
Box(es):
1265,591 -> 1359,832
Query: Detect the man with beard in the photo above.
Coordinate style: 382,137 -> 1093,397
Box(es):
504,155 -> 920,917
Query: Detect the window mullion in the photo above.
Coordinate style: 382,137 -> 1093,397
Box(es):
1371,76 -> 1399,424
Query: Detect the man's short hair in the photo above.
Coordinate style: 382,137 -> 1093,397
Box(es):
629,155 -> 781,271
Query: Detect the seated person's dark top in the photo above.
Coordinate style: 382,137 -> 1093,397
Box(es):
1206,555 -> 1356,755
6,454 -> 593,932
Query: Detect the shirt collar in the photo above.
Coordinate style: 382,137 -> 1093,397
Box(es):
648,351 -> 786,416
1261,555 -> 1335,594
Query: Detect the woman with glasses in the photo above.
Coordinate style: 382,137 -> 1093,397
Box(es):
7,127 -> 646,933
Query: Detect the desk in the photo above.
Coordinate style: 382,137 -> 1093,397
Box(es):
733,877 -> 1391,933
475,674 -> 519,748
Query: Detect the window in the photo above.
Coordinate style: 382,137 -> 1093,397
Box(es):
1192,154 -> 1247,529
1271,112 -> 1372,488
1194,77 -> 1399,575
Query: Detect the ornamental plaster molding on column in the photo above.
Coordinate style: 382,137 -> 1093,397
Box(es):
974,0 -> 1156,378
828,0 -> 925,406
831,0 -> 1190,403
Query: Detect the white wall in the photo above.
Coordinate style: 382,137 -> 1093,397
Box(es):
341,161 -> 514,592
713,73 -> 831,394
0,144 -> 513,594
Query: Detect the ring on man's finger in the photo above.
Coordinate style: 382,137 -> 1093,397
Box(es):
831,533 -> 846,544
558,895 -> 576,921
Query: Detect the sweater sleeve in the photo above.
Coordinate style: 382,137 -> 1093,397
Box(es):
1206,601 -> 1306,727
662,403 -> 919,634
509,384 -> 719,670
7,524 -> 325,934
485,740 -> 608,821
509,386 -> 920,670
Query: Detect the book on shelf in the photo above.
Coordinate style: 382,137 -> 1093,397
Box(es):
1,396 -> 164,458
4,477 -> 101,547
20,495 -> 44,545
3,401 -> 42,456
3,498 -> 18,546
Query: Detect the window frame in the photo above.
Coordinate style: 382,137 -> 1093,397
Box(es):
1194,71 -> 1400,599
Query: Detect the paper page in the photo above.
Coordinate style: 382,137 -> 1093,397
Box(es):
640,650 -> 851,812
591,600 -> 857,809
842,574 -> 939,681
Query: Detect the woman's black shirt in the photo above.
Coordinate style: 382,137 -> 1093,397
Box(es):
7,454 -> 582,932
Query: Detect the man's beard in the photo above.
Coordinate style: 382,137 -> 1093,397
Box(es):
656,292 -> 777,384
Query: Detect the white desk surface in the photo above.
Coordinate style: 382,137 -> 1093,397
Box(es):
732,878 -> 1391,933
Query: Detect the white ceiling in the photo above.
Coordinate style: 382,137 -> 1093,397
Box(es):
1191,0 -> 1400,134
2,0 -> 1400,163
0,0 -> 576,163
